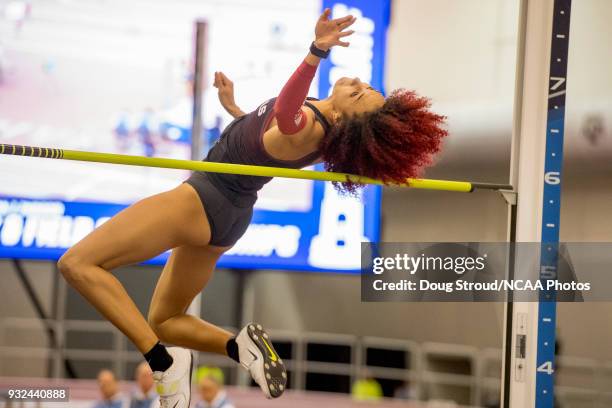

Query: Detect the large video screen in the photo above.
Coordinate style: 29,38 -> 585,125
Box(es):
0,0 -> 387,272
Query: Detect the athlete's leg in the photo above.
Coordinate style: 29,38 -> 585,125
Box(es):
57,183 -> 212,353
148,244 -> 234,355
148,243 -> 288,399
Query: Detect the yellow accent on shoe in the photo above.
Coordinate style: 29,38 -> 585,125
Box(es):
262,338 -> 278,362
156,380 -> 179,395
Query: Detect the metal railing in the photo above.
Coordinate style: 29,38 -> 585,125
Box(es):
1,317 -> 610,407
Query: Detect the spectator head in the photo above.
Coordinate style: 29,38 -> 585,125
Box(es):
97,369 -> 119,401
196,366 -> 225,403
135,362 -> 154,394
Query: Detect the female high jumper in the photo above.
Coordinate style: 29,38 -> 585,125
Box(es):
58,8 -> 447,408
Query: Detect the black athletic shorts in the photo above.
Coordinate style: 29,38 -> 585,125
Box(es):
184,171 -> 255,247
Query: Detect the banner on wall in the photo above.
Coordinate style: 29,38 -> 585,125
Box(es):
0,0 -> 390,272
0,185 -> 380,272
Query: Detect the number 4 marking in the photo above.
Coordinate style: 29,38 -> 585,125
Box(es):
537,361 -> 555,375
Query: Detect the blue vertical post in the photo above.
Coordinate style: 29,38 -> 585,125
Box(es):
535,0 -> 572,406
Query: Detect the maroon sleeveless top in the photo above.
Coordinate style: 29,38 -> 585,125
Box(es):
203,97 -> 329,203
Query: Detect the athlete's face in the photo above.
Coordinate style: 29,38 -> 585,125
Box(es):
331,77 -> 385,118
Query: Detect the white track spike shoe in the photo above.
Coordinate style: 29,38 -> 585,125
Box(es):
153,347 -> 192,408
236,323 -> 287,399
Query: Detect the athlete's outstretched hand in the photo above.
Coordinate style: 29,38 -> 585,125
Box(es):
314,8 -> 356,51
214,71 -> 236,110
214,71 -> 245,118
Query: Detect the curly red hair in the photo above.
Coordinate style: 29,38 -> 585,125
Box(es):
319,89 -> 448,194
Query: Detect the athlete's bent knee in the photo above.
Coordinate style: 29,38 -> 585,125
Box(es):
147,314 -> 170,342
57,251 -> 95,287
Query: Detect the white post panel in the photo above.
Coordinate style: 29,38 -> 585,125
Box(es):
511,0 -> 553,402
499,0 -> 527,403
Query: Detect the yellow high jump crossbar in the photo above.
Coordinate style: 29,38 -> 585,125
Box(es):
0,143 -> 511,193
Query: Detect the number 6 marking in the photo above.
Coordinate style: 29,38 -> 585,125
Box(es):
544,172 -> 561,185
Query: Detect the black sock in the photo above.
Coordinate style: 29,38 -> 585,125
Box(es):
143,341 -> 173,372
226,337 -> 240,363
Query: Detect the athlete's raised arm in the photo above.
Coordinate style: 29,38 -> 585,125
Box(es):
273,8 -> 356,135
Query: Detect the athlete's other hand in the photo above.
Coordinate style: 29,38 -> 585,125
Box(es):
214,71 -> 245,118
214,71 -> 237,110
314,8 -> 356,51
